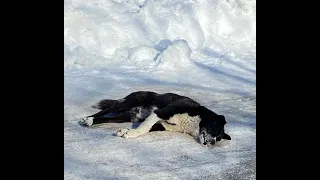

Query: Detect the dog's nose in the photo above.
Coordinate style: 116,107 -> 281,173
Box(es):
203,141 -> 207,145
203,139 -> 211,146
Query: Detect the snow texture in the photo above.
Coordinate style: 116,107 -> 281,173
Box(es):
64,0 -> 256,179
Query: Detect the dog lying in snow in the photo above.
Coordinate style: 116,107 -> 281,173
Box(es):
80,91 -> 231,147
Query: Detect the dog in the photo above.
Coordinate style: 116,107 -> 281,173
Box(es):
80,91 -> 231,147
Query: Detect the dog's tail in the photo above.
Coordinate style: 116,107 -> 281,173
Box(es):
92,99 -> 118,110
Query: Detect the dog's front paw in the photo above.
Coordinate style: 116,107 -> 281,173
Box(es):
79,117 -> 94,127
116,129 -> 141,139
122,130 -> 141,138
116,128 -> 130,137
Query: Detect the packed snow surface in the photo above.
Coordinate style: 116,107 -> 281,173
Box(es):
64,0 -> 256,179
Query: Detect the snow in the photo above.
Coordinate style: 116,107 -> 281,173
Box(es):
64,0 -> 256,179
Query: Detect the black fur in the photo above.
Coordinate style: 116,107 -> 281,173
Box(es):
82,91 -> 231,146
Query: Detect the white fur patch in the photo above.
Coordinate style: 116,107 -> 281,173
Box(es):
161,113 -> 201,137
199,134 -> 205,145
137,112 -> 161,132
81,117 -> 93,126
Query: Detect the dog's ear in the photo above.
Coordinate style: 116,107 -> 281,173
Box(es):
222,133 -> 231,140
217,115 -> 227,125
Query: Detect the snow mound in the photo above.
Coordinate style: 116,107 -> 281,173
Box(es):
129,46 -> 160,69
64,0 -> 256,69
155,39 -> 192,69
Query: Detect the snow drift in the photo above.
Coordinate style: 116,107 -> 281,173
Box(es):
64,0 -> 256,179
64,0 -> 256,70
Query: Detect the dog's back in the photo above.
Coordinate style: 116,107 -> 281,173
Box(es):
94,91 -> 200,110
153,93 -> 200,109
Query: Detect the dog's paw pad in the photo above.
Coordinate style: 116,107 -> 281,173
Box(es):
79,117 -> 94,126
116,128 -> 130,137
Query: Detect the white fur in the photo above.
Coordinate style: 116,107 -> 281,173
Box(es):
161,113 -> 201,137
81,117 -> 93,126
199,134 -> 205,145
116,128 -> 130,137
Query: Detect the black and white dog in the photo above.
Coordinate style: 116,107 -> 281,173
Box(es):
80,91 -> 231,147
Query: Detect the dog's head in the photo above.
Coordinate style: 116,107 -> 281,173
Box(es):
198,109 -> 231,147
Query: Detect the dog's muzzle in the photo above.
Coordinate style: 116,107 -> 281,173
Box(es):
199,130 -> 216,146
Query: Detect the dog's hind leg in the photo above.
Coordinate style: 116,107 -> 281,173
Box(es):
80,112 -> 132,126
116,111 -> 162,138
